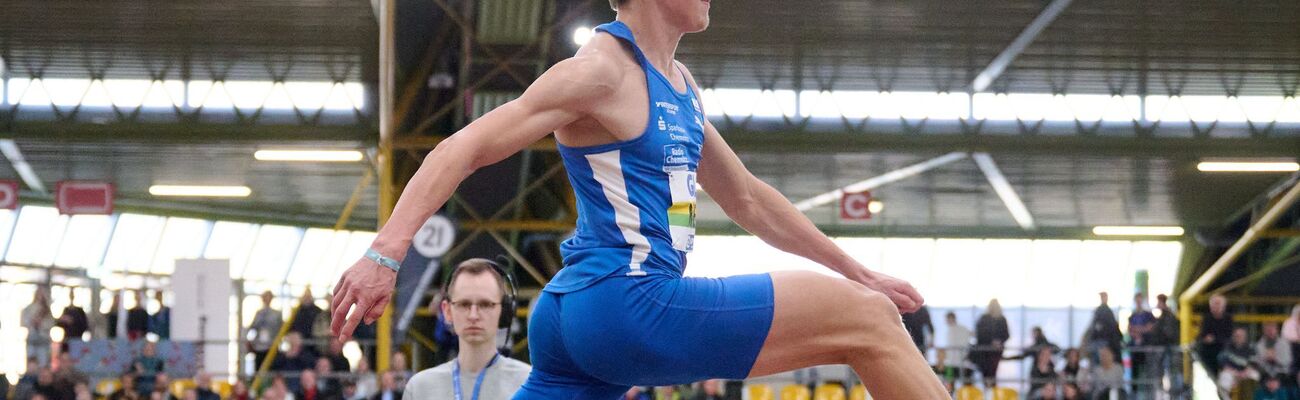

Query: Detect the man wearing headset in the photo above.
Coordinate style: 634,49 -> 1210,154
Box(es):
404,258 -> 532,400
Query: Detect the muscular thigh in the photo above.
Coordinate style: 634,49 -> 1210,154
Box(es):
746,270 -> 901,378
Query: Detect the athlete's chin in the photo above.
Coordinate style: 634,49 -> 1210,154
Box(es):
686,16 -> 709,33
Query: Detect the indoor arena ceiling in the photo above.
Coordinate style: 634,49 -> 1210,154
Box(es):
2,0 -> 1298,236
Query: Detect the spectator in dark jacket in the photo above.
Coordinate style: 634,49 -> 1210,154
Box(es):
1199,294 -> 1234,376
1083,292 -> 1123,366
902,305 -> 935,354
973,299 -> 1010,388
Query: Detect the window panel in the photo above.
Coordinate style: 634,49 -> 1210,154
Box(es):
310,230 -> 359,291
6,206 -> 69,265
204,222 -> 259,279
150,218 -> 211,274
288,228 -> 340,286
53,215 -> 114,268
241,225 -> 303,283
101,214 -> 166,273
0,210 -> 22,260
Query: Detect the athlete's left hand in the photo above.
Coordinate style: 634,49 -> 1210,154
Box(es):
860,271 -> 924,313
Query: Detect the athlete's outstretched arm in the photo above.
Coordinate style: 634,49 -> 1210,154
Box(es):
695,120 -> 922,312
330,55 -> 623,340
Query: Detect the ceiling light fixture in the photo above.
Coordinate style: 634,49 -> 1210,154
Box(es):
1197,159 -> 1299,172
149,185 -> 252,198
1092,226 -> 1184,237
254,149 -> 364,162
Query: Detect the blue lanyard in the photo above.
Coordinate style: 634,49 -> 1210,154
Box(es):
453,353 -> 499,400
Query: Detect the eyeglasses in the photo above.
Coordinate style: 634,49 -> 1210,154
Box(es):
450,300 -> 500,313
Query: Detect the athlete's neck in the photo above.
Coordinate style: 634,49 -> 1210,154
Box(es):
456,339 -> 499,374
615,10 -> 684,78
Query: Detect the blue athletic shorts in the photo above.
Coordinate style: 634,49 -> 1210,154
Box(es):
512,273 -> 775,399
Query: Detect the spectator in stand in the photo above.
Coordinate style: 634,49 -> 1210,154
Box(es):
369,371 -> 401,400
149,372 -> 177,400
1032,381 -> 1058,400
690,379 -> 723,400
109,371 -> 142,400
1083,292 -> 1123,367
193,371 -> 220,400
1254,374 -> 1294,400
230,381 -> 251,400
127,291 -> 150,341
1258,348 -> 1291,380
941,311 -> 975,386
106,292 -> 123,339
1127,293 -> 1157,398
272,332 -> 318,392
22,288 -> 56,366
1028,346 -> 1059,395
323,339 -> 351,373
1286,305 -> 1300,379
134,341 -> 165,394
1199,294 -> 1234,376
1060,348 -> 1083,384
149,291 -> 171,340
973,299 -> 1010,388
624,387 -> 653,400
1218,326 -> 1259,396
313,358 -> 341,397
389,352 -> 410,389
1007,326 -> 1060,368
57,290 -> 90,345
1087,347 -> 1125,399
351,357 -> 378,400
1258,322 -> 1294,374
290,288 -> 321,339
1151,294 -> 1182,393
901,305 -> 934,354
1061,383 -> 1082,400
246,291 -> 283,373
14,358 -> 41,400
32,368 -> 60,400
53,351 -> 88,400
296,369 -> 323,400
313,294 -> 334,354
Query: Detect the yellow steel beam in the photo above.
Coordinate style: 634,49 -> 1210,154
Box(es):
376,0 -> 397,375
1260,228 -> 1300,238
335,168 -> 376,231
1180,180 -> 1300,355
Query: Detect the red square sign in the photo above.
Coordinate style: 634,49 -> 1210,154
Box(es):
840,191 -> 873,221
56,181 -> 115,215
0,180 -> 18,209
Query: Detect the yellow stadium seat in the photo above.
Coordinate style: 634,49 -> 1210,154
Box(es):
956,386 -> 983,400
748,384 -> 775,400
849,384 -> 869,400
781,385 -> 812,400
212,380 -> 233,399
95,378 -> 121,396
171,378 -> 197,399
992,387 -> 1017,400
813,383 -> 845,400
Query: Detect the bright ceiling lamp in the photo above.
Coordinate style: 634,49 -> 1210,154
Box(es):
150,185 -> 252,197
868,200 -> 884,214
1092,226 -> 1184,236
1197,159 -> 1299,172
573,26 -> 594,46
254,149 -> 363,162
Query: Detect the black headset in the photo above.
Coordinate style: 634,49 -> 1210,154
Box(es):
441,256 -> 518,331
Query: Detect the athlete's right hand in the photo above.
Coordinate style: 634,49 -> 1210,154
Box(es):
330,259 -> 397,341
861,270 -> 924,314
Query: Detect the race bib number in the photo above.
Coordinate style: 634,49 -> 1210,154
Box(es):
667,170 -> 697,252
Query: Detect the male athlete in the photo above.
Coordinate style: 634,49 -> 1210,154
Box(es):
332,0 -> 949,398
